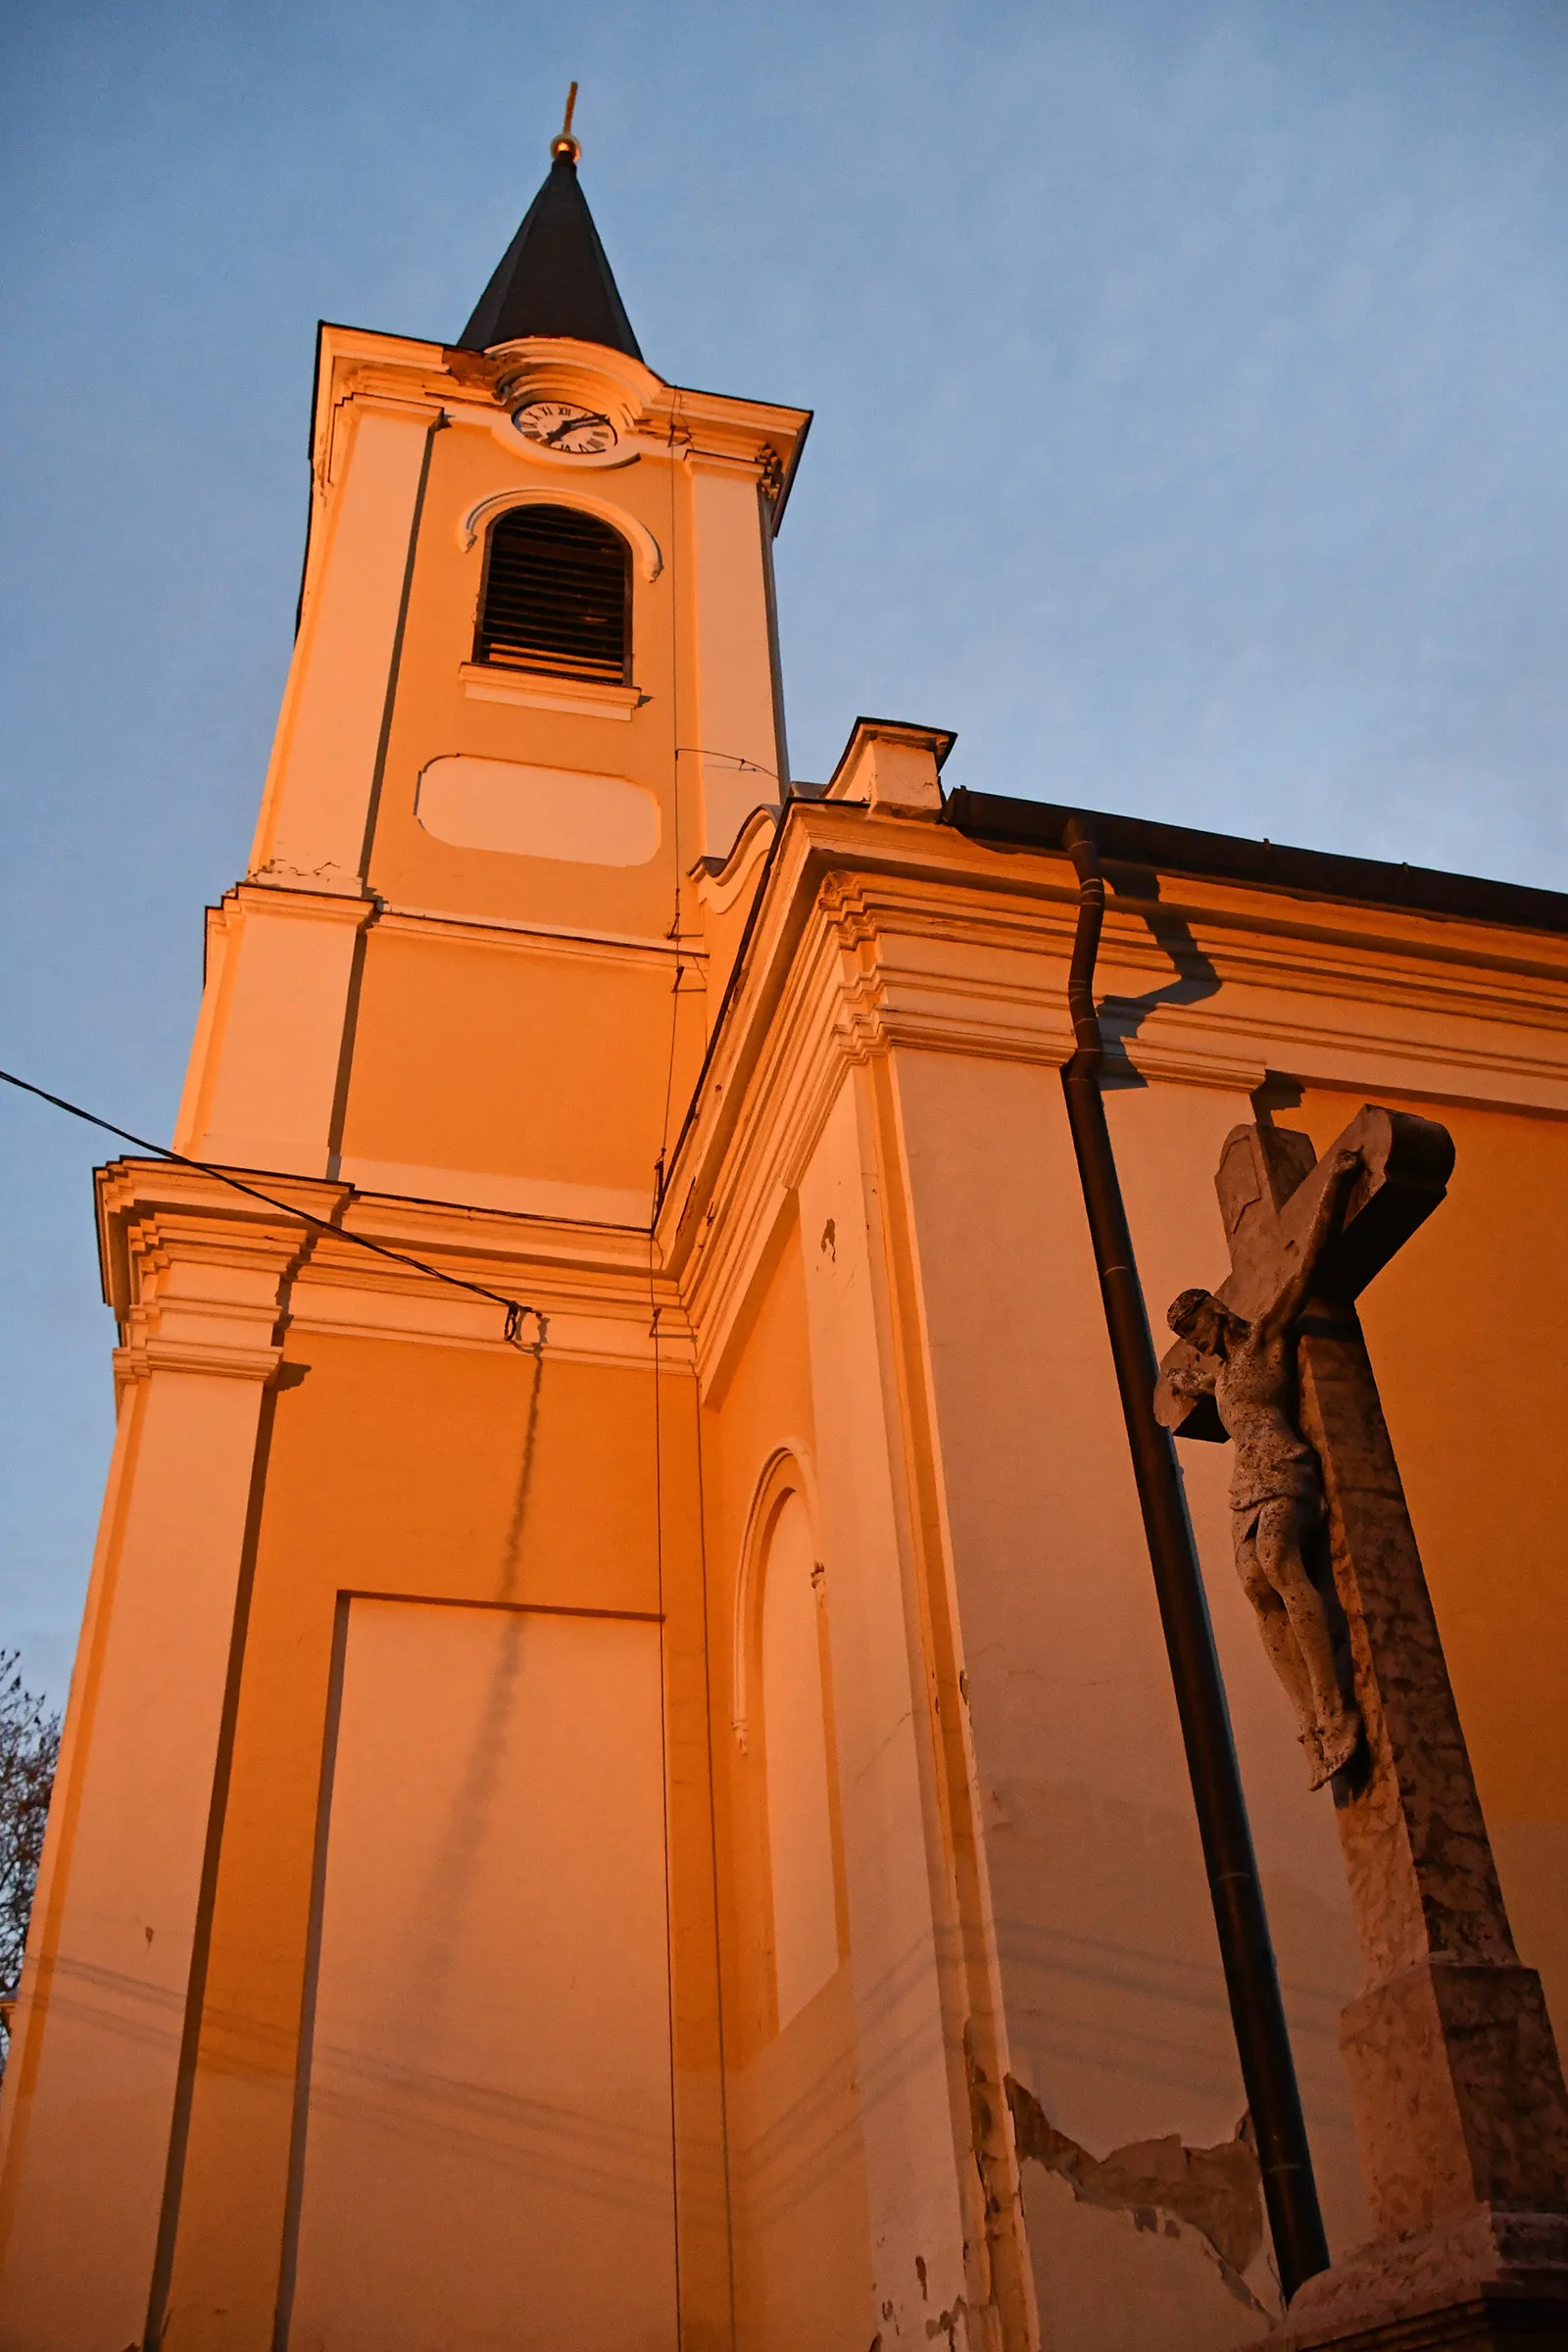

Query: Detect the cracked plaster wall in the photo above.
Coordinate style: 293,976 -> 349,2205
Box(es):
893,1048 -> 1372,2347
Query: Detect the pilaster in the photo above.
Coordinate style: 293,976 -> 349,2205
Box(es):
685,446 -> 785,856
798,1076 -> 1002,2347
248,385 -> 443,896
0,1173 -> 304,2352
173,885 -> 376,1177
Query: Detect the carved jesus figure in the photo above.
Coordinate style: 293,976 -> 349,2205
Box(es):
1165,1148 -> 1364,1790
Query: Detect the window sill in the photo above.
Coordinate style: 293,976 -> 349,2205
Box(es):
459,664 -> 643,722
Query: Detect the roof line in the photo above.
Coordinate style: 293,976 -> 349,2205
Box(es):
943,787 -> 1568,940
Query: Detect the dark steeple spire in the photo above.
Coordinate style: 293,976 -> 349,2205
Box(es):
458,91 -> 642,360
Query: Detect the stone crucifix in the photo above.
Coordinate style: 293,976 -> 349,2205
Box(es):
1155,1106 -> 1568,2344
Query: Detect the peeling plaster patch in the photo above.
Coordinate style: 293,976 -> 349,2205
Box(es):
248,858 -> 354,883
1004,2075 -> 1266,2309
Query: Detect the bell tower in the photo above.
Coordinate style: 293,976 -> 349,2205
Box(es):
0,117 -> 809,2352
175,110 -> 808,1220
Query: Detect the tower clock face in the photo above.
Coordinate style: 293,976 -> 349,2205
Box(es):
511,399 -> 618,456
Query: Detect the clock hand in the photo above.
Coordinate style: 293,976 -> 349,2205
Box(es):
543,412 -> 611,444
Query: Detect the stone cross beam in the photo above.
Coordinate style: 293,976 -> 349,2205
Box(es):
1157,1106 -> 1568,2348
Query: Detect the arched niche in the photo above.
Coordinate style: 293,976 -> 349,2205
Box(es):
736,1453 -> 841,2031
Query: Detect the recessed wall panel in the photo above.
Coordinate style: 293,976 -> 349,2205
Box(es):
286,1598 -> 676,2351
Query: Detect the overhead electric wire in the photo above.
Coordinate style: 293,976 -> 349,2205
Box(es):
0,1065 -> 545,1348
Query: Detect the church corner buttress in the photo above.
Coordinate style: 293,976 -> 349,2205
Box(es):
5,117 -> 1568,2352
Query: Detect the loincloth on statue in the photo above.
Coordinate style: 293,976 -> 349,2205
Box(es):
1227,1408 -> 1321,1517
1231,1472 -> 1323,1544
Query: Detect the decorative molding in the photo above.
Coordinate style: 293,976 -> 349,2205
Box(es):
334,1156 -> 654,1229
485,338 -> 664,421
282,1282 -> 675,1371
456,487 -> 662,580
370,903 -> 702,972
458,664 -> 643,721
1115,1041 -> 1268,1094
655,806 -> 1568,1390
114,1338 -> 284,1396
306,323 -> 811,543
694,807 -> 779,915
233,875 -> 379,914
93,1159 -> 692,1384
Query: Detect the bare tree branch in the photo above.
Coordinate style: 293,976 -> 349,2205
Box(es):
0,1652 -> 60,2076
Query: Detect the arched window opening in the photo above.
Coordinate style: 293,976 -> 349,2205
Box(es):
473,504 -> 630,684
760,1490 -> 839,2030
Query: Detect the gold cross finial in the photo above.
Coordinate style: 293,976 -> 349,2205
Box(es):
550,82 -> 581,164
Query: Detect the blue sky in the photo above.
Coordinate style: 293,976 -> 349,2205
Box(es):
4,0 -> 1567,1699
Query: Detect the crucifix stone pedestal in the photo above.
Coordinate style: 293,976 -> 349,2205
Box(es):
1156,1106 -> 1568,2350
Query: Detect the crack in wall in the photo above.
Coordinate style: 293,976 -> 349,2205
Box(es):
1004,2075 -> 1268,2311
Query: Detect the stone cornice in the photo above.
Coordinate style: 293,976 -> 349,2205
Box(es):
97,1170 -> 313,1400
308,322 -> 811,528
94,1161 -> 692,1379
114,1339 -> 284,1396
220,882 -> 377,926
654,801 -> 1568,1390
370,904 -> 702,972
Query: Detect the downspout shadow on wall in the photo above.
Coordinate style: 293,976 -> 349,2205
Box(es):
1092,862 -> 1223,1089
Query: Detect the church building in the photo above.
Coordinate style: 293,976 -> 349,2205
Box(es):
1,118 -> 1565,2352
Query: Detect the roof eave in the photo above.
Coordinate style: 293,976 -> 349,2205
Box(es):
943,787 -> 1568,941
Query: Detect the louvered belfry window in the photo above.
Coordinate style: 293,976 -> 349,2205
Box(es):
473,504 -> 630,684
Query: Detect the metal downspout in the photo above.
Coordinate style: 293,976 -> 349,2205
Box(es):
1057,814 -> 1330,2303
